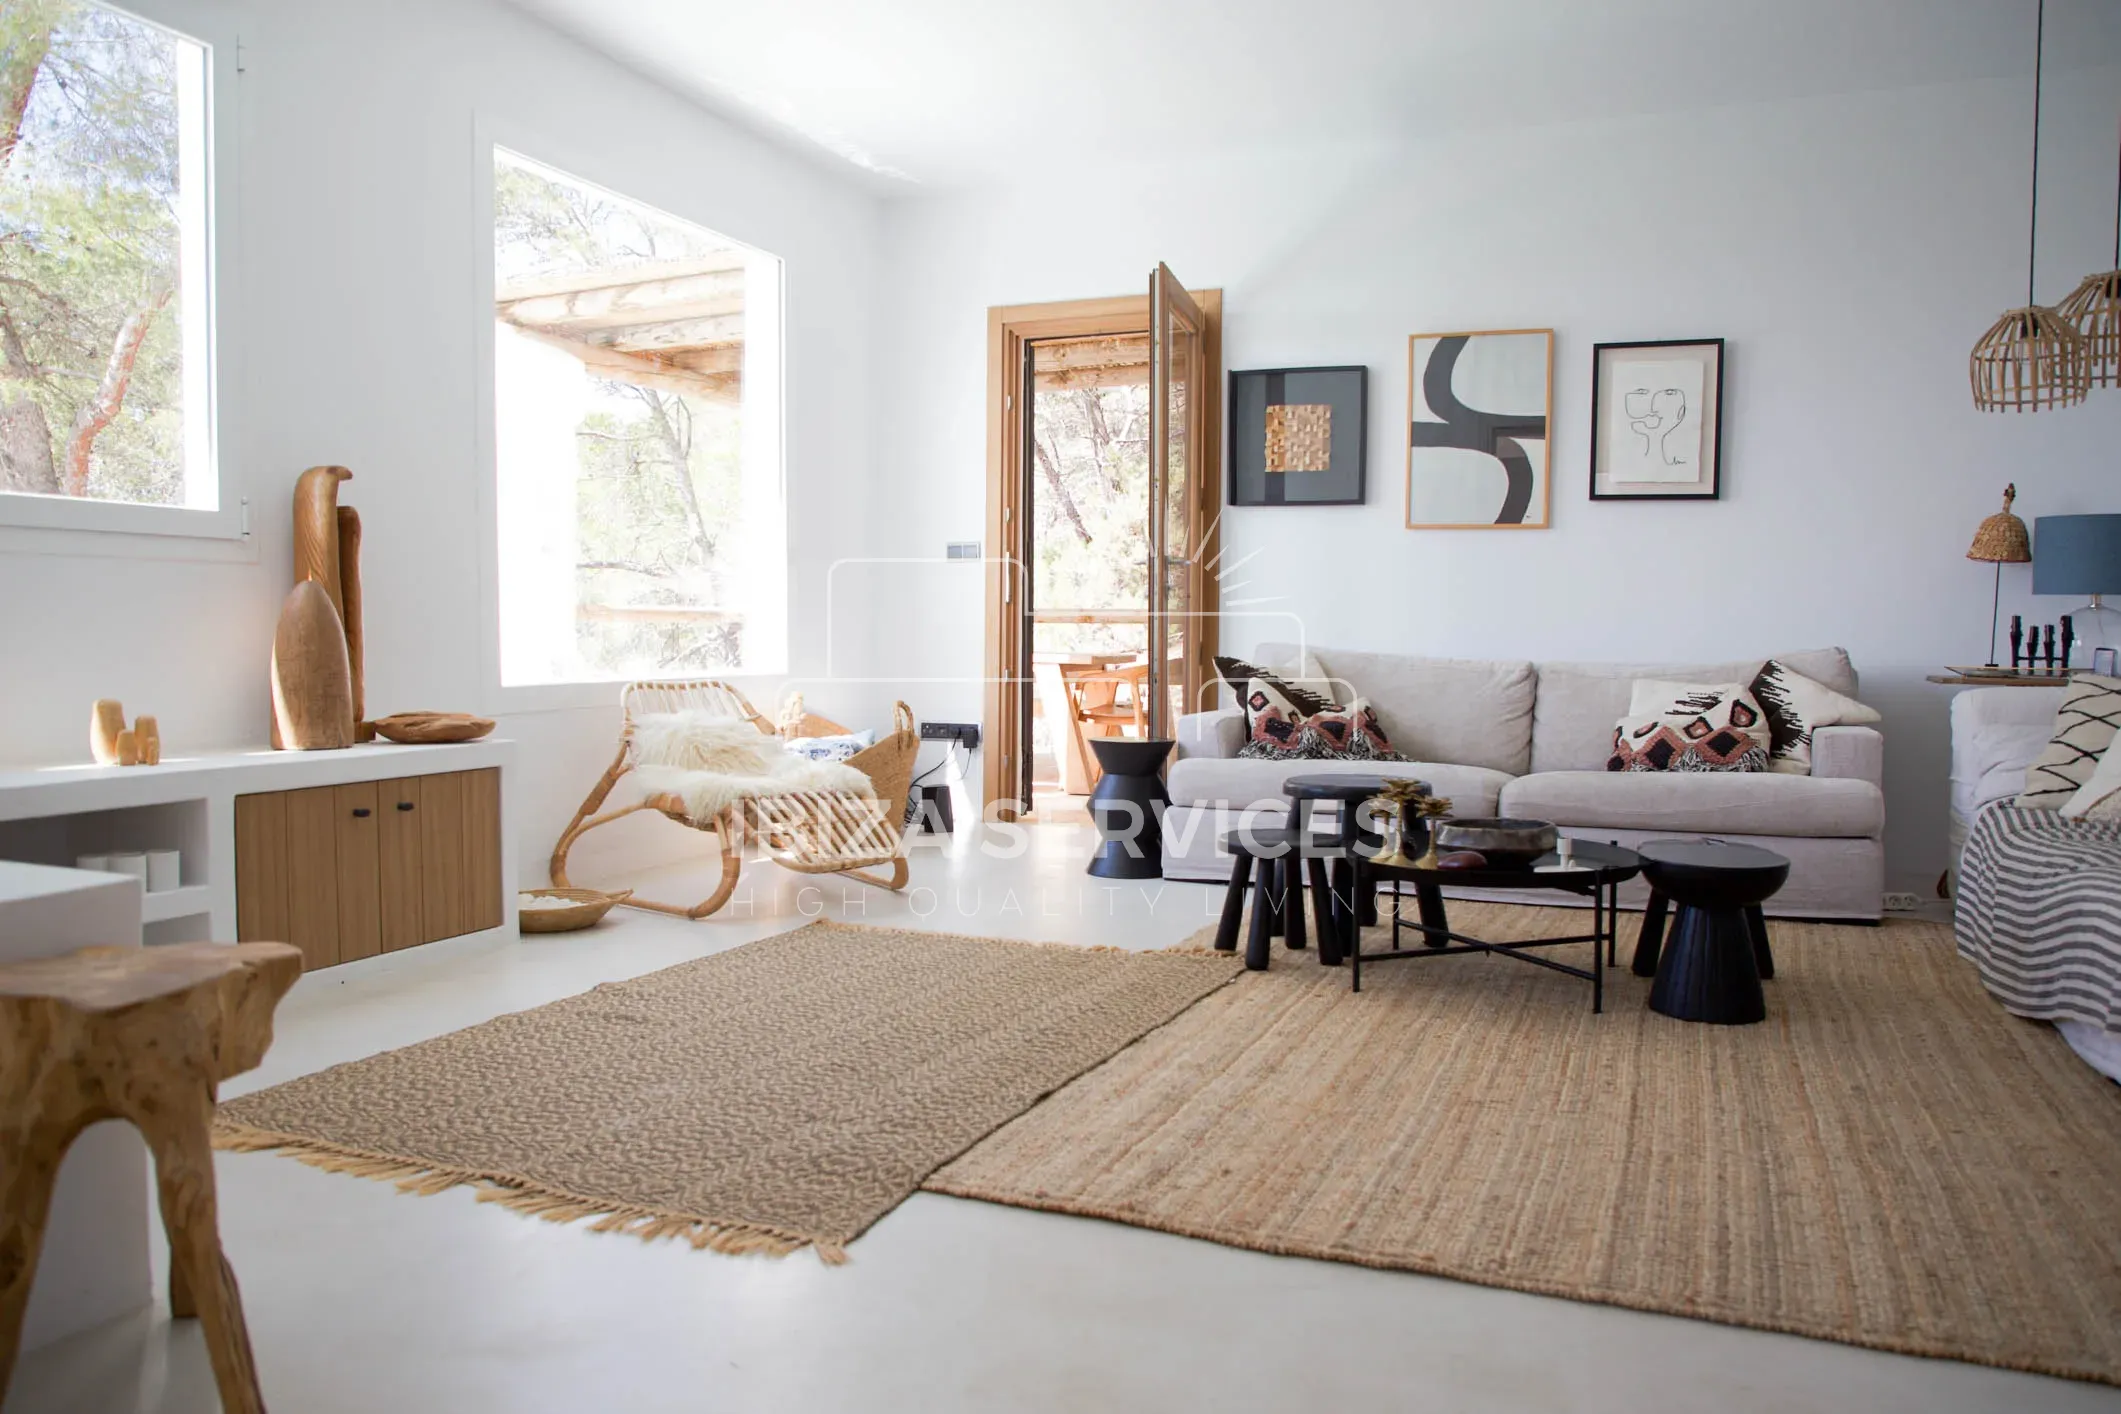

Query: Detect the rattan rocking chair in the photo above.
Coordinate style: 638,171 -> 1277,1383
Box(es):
549,681 -> 917,919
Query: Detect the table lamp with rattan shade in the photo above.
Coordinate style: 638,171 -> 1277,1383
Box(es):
1967,485 -> 2032,666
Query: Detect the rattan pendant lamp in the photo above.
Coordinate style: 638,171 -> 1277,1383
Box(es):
1969,0 -> 2090,411
2056,116 -> 2121,387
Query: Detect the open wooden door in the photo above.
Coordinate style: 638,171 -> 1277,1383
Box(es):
1146,263 -> 1210,740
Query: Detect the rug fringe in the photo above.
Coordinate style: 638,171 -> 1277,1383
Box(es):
212,1119 -> 840,1263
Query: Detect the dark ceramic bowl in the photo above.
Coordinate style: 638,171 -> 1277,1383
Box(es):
1432,817 -> 1557,869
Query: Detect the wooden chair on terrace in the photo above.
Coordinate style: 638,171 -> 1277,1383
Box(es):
550,681 -> 917,919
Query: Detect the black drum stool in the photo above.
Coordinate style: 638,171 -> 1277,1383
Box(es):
1633,839 -> 1790,1025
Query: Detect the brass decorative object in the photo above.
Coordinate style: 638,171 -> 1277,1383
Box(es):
1970,0 -> 2090,412
1364,787 -> 1454,871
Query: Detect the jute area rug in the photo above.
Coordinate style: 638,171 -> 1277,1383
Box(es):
215,922 -> 1238,1262
926,904 -> 2121,1386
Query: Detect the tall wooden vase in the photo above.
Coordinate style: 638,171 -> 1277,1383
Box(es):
274,466 -> 366,748
271,581 -> 354,750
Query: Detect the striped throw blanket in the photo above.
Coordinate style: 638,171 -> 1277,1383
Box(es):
1956,804 -> 2121,1028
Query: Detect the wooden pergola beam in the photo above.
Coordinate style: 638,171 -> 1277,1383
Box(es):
496,266 -> 744,333
507,324 -> 740,402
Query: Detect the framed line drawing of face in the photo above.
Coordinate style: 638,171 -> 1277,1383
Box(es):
1405,329 -> 1553,529
1589,339 -> 1725,501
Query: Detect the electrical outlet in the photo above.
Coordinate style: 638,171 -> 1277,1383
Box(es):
919,721 -> 981,749
1882,892 -> 1922,911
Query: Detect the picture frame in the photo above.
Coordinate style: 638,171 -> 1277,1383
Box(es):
1228,365 -> 1367,506
1405,329 -> 1553,529
1589,338 -> 1725,501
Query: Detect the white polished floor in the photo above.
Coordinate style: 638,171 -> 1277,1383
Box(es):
11,824 -> 2116,1414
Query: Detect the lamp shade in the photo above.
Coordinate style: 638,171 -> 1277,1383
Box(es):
1967,484 -> 2032,563
2033,515 -> 2121,594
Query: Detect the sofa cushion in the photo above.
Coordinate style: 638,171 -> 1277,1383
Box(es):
1500,770 -> 1883,839
1300,647 -> 1536,775
1168,755 -> 1511,818
1530,649 -> 1854,774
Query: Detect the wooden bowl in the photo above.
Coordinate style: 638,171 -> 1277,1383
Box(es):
1432,817 -> 1557,869
517,887 -> 631,934
372,711 -> 496,744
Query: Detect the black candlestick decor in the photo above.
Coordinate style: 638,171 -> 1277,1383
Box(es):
2010,615 -> 2024,669
2061,616 -> 2074,672
2043,624 -> 2057,671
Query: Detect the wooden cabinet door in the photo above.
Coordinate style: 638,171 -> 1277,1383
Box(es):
334,782 -> 383,963
282,785 -> 342,971
378,776 -> 425,952
235,792 -> 290,944
416,768 -> 503,942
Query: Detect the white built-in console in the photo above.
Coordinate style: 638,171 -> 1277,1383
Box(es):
0,740 -> 517,966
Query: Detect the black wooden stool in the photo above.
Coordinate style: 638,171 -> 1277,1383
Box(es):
1632,839 -> 1790,1025
1214,825 -> 1338,970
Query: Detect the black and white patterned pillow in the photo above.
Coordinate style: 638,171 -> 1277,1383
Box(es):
1213,654 -> 1337,730
2017,674 -> 2121,810
1748,659 -> 1880,775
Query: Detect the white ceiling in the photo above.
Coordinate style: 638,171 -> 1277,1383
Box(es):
504,0 -> 2121,192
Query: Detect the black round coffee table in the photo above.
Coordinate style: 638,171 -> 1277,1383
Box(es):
1632,839 -> 1790,1025
1281,773 -> 1433,933
1357,841 -> 1641,1012
1086,738 -> 1172,879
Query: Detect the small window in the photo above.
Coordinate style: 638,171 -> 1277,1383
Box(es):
0,0 -> 224,531
491,147 -> 786,687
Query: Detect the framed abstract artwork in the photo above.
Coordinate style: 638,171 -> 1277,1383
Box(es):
1228,365 -> 1367,506
1405,329 -> 1553,529
1589,338 -> 1725,501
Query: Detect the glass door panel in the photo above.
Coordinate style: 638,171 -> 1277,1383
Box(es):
1147,263 -> 1205,740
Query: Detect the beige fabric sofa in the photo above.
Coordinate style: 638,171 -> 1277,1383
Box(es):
1164,644 -> 1884,921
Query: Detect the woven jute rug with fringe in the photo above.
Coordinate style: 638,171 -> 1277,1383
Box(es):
214,921 -> 1239,1262
925,904 -> 2121,1386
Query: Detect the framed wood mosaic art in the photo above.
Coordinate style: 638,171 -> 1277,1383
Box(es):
1405,329 -> 1553,529
1228,366 -> 1367,506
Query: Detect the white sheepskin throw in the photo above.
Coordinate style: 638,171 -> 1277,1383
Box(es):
629,711 -> 873,820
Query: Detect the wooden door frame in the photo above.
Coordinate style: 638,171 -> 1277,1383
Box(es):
982,290 -> 1223,820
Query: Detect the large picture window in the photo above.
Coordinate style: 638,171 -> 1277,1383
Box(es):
0,0 -> 220,526
491,148 -> 785,687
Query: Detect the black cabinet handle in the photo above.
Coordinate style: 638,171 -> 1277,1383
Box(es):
351,807 -> 372,818
397,801 -> 415,811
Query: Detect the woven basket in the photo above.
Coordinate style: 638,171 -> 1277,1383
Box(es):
518,886 -> 631,934
1966,484 -> 2032,563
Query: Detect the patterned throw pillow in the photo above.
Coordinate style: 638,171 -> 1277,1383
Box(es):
1213,654 -> 1338,729
1608,683 -> 1770,772
1236,689 -> 1407,763
1746,659 -> 1882,775
783,730 -> 875,765
2061,740 -> 2121,822
2017,674 -> 2121,809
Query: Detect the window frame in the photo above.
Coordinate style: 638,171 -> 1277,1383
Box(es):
471,114 -> 789,716
0,0 -> 246,552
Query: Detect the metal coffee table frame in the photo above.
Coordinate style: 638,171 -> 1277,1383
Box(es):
1344,841 -> 1643,1013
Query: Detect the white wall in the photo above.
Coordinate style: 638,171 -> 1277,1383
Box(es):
0,0 -> 883,884
866,67 -> 2121,895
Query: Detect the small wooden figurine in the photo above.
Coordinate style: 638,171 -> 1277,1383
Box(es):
90,700 -> 126,766
134,716 -> 161,766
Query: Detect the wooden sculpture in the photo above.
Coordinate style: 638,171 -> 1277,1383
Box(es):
134,715 -> 161,766
337,505 -> 369,740
90,699 -> 126,765
271,580 -> 354,749
114,729 -> 138,767
0,940 -> 302,1414
285,465 -> 367,745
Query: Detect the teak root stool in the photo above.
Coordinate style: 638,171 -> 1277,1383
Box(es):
0,941 -> 302,1413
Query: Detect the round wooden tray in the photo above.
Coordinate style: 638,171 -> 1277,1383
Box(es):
517,887 -> 631,934
372,711 -> 496,744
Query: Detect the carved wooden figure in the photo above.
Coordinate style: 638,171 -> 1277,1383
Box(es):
114,728 -> 138,767
270,581 -> 354,750
134,715 -> 161,766
90,699 -> 126,766
336,505 -> 367,739
0,941 -> 302,1414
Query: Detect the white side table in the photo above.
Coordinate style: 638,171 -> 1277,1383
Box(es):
0,862 -> 152,1350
